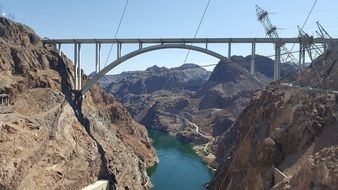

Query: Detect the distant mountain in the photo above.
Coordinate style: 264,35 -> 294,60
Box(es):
104,63 -> 211,99
199,61 -> 264,110
231,55 -> 298,80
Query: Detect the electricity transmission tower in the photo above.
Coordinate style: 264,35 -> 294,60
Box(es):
256,5 -> 298,64
298,26 -> 322,62
316,22 -> 332,39
316,21 -> 332,51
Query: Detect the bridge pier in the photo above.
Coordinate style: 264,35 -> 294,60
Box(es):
117,42 -> 122,59
250,42 -> 256,76
57,43 -> 62,55
95,43 -> 101,73
228,43 -> 231,58
298,43 -> 306,72
73,43 -> 82,90
77,43 -> 82,90
301,45 -> 306,70
299,44 -> 302,72
274,43 -> 281,80
74,43 -> 78,90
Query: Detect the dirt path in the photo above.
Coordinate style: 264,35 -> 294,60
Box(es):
174,114 -> 214,140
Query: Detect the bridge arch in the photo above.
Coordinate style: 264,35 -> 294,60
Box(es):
81,43 -> 230,94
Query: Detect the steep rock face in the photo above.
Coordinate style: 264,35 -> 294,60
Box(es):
209,47 -> 338,190
199,61 -> 264,110
297,45 -> 338,91
208,82 -> 338,189
0,17 -> 156,190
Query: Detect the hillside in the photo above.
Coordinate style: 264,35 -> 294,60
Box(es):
0,17 -> 157,190
208,47 -> 338,189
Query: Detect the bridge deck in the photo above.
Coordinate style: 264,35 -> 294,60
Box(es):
42,37 -> 337,44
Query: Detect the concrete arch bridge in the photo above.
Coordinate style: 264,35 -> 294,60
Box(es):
42,37 -> 337,95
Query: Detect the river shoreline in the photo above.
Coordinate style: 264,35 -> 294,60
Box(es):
147,128 -> 213,190
147,127 -> 218,168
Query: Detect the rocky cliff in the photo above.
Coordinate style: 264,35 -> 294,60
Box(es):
208,48 -> 338,189
199,61 -> 264,110
0,17 -> 157,190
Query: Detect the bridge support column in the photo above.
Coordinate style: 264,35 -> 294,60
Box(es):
117,42 -> 122,59
250,42 -> 256,76
274,43 -> 281,81
298,43 -> 306,72
57,43 -> 62,55
301,45 -> 306,69
298,44 -> 302,72
228,43 -> 231,59
77,43 -> 82,90
95,43 -> 101,73
74,43 -> 78,90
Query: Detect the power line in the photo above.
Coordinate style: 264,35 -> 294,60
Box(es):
103,0 -> 130,68
289,0 -> 318,54
269,8 -> 338,15
302,0 -> 318,29
183,0 -> 211,64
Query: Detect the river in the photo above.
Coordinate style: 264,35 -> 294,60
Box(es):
147,129 -> 212,190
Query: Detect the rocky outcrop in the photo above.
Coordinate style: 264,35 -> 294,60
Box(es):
176,129 -> 209,144
208,49 -> 338,190
297,45 -> 338,91
0,17 -> 157,190
198,61 -> 264,110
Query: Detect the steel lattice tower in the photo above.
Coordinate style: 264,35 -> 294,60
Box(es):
256,5 -> 298,64
316,21 -> 332,39
298,26 -> 323,62
316,21 -> 332,52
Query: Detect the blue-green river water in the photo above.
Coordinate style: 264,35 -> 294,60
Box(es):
147,129 -> 212,190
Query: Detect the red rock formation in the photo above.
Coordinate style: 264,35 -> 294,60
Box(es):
0,17 -> 157,190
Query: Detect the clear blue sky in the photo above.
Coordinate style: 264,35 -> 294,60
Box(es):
1,0 -> 338,74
